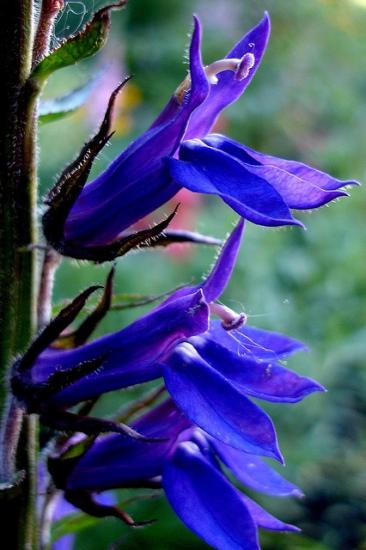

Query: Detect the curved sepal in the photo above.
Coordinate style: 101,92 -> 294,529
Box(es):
40,409 -> 160,442
65,490 -> 153,527
54,268 -> 115,349
138,229 -> 222,249
42,79 -> 129,259
62,206 -> 181,263
16,285 -> 101,373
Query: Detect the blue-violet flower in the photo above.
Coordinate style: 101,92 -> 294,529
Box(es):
59,399 -> 303,550
56,13 -> 355,252
24,220 -> 323,462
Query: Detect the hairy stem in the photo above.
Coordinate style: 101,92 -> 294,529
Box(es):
0,1 -> 39,548
37,249 -> 61,330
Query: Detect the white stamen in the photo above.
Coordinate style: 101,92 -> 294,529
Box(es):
174,51 -> 256,103
204,58 -> 242,83
209,303 -> 247,331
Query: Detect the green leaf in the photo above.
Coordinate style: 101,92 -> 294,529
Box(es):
60,436 -> 97,461
39,75 -> 100,123
51,510 -> 98,541
32,1 -> 126,82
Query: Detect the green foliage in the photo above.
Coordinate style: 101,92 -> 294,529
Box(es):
39,76 -> 99,123
32,2 -> 126,82
52,510 -> 99,541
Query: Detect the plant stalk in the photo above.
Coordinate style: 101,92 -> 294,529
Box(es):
0,1 -> 40,548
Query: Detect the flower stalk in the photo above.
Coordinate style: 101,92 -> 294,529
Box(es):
0,1 -> 41,548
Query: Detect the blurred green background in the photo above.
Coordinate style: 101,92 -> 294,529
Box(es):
41,0 -> 366,548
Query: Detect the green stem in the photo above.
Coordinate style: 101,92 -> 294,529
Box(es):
0,0 -> 37,399
0,1 -> 39,548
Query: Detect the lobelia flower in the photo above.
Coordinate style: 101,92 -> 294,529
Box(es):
43,13 -> 355,260
51,398 -> 302,550
12,220 -> 324,461
168,133 -> 356,228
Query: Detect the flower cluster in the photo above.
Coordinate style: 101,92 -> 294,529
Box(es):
14,222 -> 322,547
11,9 -> 355,550
42,13 -> 355,261
55,399 -> 303,549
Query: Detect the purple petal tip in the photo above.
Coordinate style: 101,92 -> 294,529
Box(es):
259,11 -> 271,37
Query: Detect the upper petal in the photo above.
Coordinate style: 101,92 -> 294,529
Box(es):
161,219 -> 244,309
149,15 -> 209,129
163,441 -> 260,550
64,17 -> 209,246
184,13 -> 271,139
168,140 -> 302,227
200,218 -> 244,302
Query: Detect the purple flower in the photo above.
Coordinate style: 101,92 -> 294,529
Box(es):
20,220 -> 323,461
60,399 -> 302,550
61,15 -> 209,247
56,14 -> 270,250
52,12 -> 355,256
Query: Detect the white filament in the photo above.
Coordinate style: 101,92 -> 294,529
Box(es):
209,303 -> 247,331
175,52 -> 256,102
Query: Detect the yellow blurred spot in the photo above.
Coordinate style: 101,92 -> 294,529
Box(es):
114,114 -> 133,135
348,0 -> 366,7
114,82 -> 142,136
121,82 -> 142,110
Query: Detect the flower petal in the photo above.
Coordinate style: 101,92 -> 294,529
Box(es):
165,219 -> 244,306
239,493 -> 300,532
184,13 -> 271,139
163,441 -> 260,550
163,343 -> 283,461
150,15 -> 208,129
207,320 -> 308,361
209,135 -> 359,191
64,17 -> 209,246
35,290 -> 209,407
210,439 -> 303,497
169,140 -> 302,227
200,218 -> 244,302
204,134 -> 351,208
190,334 -> 324,403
